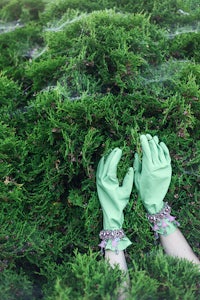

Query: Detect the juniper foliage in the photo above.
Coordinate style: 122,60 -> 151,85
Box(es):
0,0 -> 200,299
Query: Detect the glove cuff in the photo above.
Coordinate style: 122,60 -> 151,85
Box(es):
105,237 -> 132,252
147,202 -> 180,239
98,229 -> 132,254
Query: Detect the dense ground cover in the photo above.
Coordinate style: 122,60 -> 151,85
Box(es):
0,0 -> 200,299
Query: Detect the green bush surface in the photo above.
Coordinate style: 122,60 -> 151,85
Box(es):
0,1 -> 200,299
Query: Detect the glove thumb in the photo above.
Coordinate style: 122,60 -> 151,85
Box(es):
134,153 -> 141,191
122,167 -> 134,196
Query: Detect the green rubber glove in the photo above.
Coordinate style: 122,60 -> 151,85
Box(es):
96,147 -> 134,251
134,134 -> 177,235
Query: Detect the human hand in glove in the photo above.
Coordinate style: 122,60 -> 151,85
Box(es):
134,134 -> 178,236
96,147 -> 134,251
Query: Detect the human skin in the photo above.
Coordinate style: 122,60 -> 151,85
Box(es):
105,249 -> 128,271
159,228 -> 200,264
105,227 -> 200,272
105,250 -> 129,300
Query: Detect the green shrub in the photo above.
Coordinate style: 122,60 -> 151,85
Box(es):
41,11 -> 168,95
131,249 -> 200,300
0,268 -> 34,300
170,32 -> 200,62
0,0 -> 45,22
25,56 -> 67,91
40,0 -> 200,27
0,23 -> 44,86
0,75 -> 24,109
0,1 -> 199,299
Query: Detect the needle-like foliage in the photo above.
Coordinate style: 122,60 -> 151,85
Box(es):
0,1 -> 200,299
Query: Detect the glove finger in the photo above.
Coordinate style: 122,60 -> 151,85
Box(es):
160,142 -> 171,163
133,153 -> 141,191
146,133 -> 153,141
152,136 -> 168,163
102,148 -> 119,179
148,137 -> 160,165
106,147 -> 122,181
157,143 -> 166,163
121,167 -> 134,196
140,135 -> 152,165
96,155 -> 105,180
153,135 -> 159,144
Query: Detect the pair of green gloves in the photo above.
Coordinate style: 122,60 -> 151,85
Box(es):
96,134 -> 177,251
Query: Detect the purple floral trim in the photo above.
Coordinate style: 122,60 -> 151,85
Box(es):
98,229 -> 125,254
147,202 -> 180,239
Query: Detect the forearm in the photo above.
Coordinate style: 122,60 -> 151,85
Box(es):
105,250 -> 129,300
160,228 -> 200,265
105,250 -> 128,272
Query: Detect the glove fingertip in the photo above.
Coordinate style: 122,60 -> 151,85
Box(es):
140,134 -> 146,142
153,135 -> 159,144
146,133 -> 153,140
160,142 -> 171,162
127,166 -> 134,180
122,167 -> 134,191
129,166 -> 134,178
